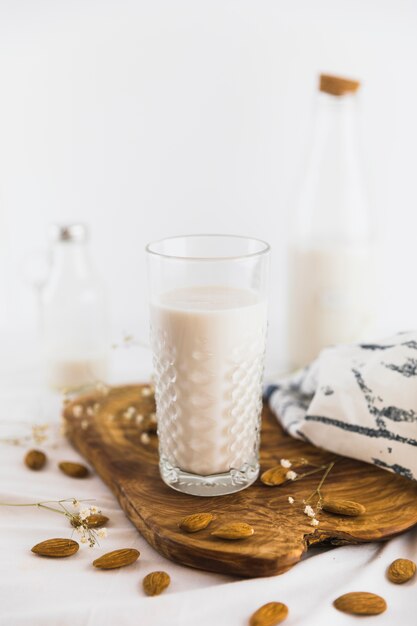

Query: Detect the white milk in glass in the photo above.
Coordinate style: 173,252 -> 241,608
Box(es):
151,286 -> 267,476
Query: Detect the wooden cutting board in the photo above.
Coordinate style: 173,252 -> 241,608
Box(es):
63,384 -> 417,578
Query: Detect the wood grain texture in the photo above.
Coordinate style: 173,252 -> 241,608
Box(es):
63,384 -> 417,578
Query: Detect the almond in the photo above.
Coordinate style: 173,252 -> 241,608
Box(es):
249,602 -> 289,626
260,466 -> 288,486
24,449 -> 47,470
179,512 -> 215,533
387,558 -> 416,584
71,514 -> 109,529
333,592 -> 387,615
93,548 -> 140,569
211,522 -> 254,540
58,461 -> 90,478
322,498 -> 365,517
143,571 -> 171,596
31,538 -> 79,558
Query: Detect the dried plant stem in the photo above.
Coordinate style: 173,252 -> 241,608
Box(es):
0,498 -> 106,547
290,464 -> 329,483
0,498 -> 92,510
305,461 -> 336,509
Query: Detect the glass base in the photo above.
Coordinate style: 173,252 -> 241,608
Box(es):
159,456 -> 259,496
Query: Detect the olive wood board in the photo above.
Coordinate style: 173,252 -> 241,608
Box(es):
63,384 -> 417,578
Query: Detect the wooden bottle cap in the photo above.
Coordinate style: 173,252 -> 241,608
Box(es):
319,74 -> 360,96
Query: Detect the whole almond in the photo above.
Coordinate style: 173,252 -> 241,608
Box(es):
211,522 -> 254,540
322,498 -> 366,517
333,592 -> 387,615
387,558 -> 416,584
93,548 -> 140,569
249,602 -> 289,626
179,512 -> 215,533
58,461 -> 90,478
260,466 -> 288,486
71,514 -> 109,529
143,571 -> 171,596
31,538 -> 79,558
24,449 -> 47,470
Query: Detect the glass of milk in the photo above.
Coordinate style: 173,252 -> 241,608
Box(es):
146,235 -> 270,496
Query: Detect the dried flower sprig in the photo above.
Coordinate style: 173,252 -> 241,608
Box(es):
261,456 -> 336,527
0,423 -> 50,447
304,461 -> 335,509
0,498 -> 108,547
299,461 -> 336,527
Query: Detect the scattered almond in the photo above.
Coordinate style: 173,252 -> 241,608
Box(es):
322,498 -> 365,517
211,522 -> 254,540
387,558 -> 416,584
71,514 -> 109,529
179,512 -> 215,533
260,466 -> 288,486
93,548 -> 140,569
58,461 -> 90,479
24,449 -> 47,470
333,592 -> 387,615
249,601 -> 288,626
143,571 -> 171,596
31,538 -> 79,558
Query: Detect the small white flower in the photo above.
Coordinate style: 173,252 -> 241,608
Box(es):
79,508 -> 90,521
288,496 -> 295,504
123,406 -> 136,420
97,528 -> 108,538
280,459 -> 292,469
135,414 -> 144,425
89,506 -> 99,515
81,419 -> 89,430
80,535 -> 87,544
140,432 -> 151,445
286,470 -> 297,481
141,386 -> 152,397
310,518 -> 320,527
72,405 -> 83,418
72,499 -> 80,508
304,505 -> 315,517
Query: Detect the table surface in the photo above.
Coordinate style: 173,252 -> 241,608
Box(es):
0,334 -> 416,626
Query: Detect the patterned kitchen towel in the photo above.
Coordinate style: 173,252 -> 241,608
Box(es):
266,331 -> 417,480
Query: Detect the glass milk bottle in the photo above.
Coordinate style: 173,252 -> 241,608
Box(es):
287,74 -> 374,370
41,224 -> 109,390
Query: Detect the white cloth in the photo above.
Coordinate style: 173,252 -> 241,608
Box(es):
268,331 -> 417,480
1,333 -> 417,626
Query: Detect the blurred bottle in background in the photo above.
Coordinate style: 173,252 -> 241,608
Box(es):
287,74 -> 374,370
40,224 -> 109,390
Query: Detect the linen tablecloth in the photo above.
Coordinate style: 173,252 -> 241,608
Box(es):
0,335 -> 416,625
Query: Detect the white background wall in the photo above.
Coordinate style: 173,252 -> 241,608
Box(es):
0,0 -> 416,373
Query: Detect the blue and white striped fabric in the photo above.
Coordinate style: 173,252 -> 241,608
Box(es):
266,331 -> 417,480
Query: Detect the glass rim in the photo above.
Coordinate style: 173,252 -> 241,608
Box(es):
145,234 -> 270,262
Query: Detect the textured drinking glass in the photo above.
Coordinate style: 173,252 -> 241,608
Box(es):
146,235 -> 270,496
